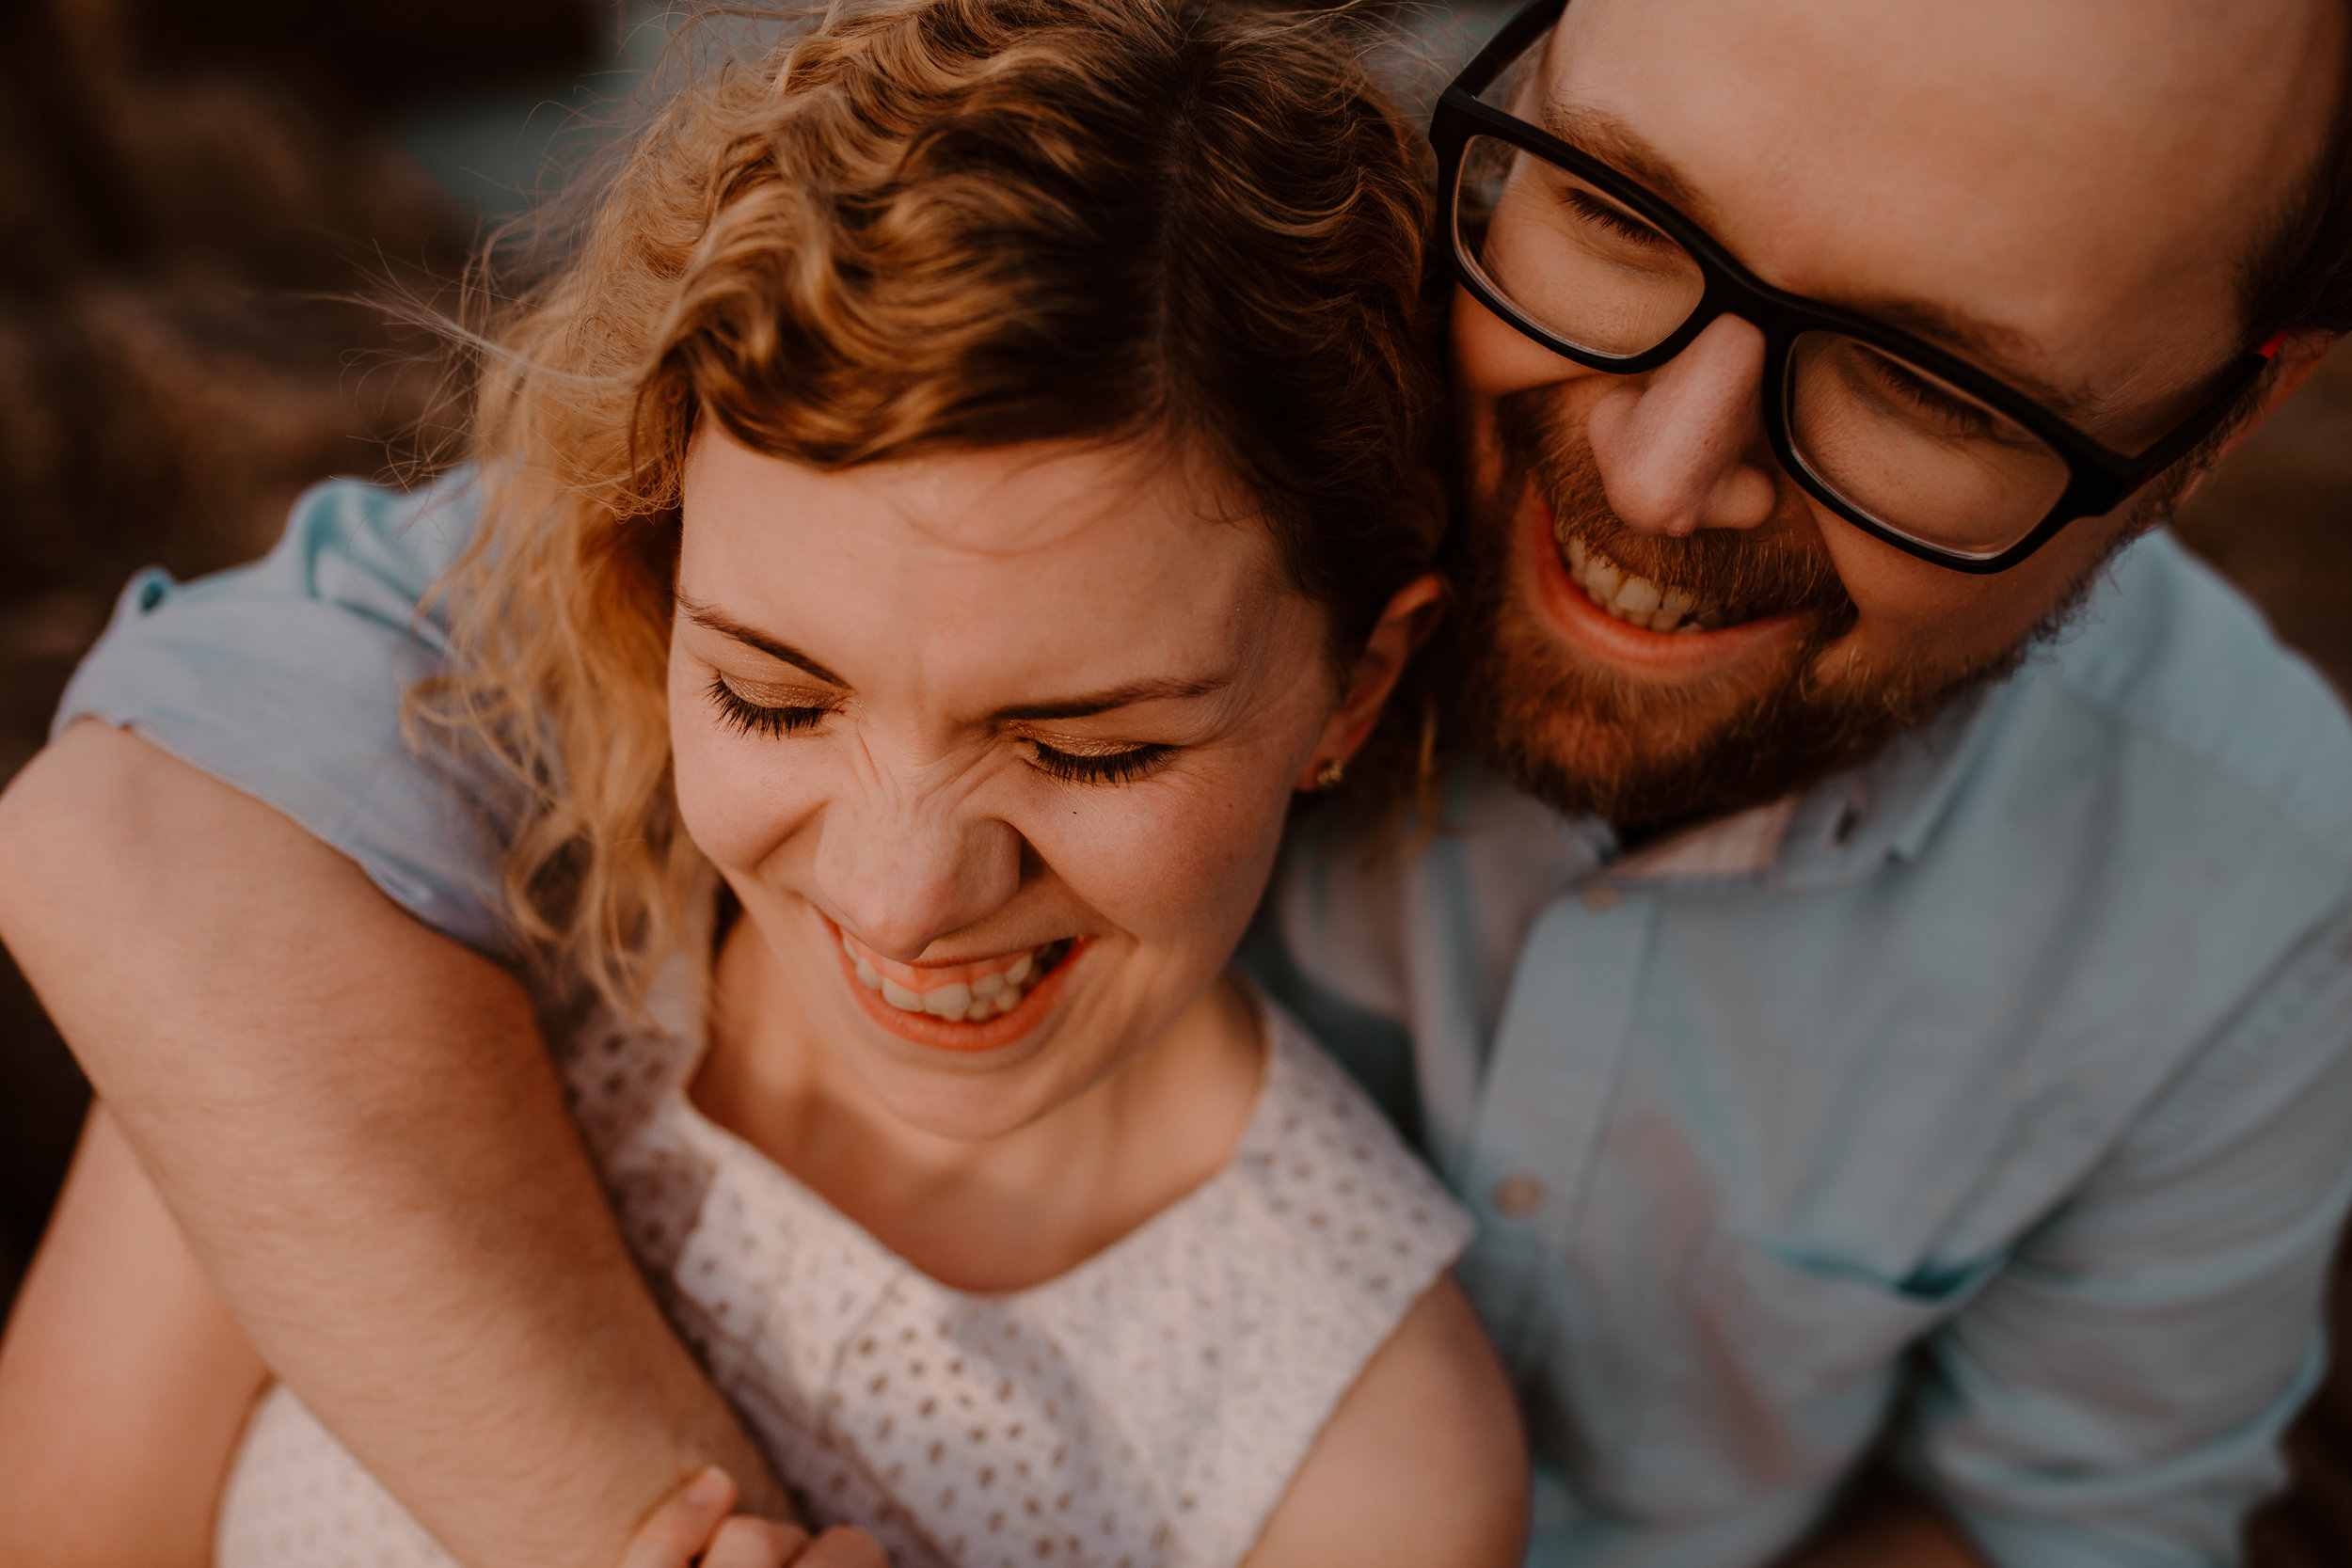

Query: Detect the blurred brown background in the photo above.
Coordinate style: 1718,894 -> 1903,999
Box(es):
0,0 -> 609,1291
0,1 -> 2344,1561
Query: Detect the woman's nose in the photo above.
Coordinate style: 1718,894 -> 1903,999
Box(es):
1583,314 -> 1780,538
812,789 -> 1024,962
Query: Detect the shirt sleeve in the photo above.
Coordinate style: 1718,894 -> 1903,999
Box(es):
51,472 -> 515,957
1902,897 -> 2352,1568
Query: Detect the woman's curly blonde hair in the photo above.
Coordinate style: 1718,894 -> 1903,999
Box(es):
417,0 -> 1444,1011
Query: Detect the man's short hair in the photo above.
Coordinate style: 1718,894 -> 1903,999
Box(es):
2244,23 -> 2352,341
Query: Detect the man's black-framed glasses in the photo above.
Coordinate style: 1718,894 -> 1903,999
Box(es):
1431,0 -> 2284,575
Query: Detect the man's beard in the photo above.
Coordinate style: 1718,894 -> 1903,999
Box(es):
1446,388 -> 2090,839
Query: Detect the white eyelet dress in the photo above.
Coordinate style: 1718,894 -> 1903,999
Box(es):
215,962 -> 1472,1568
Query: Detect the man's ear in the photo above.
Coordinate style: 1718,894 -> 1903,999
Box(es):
2244,330 -> 2335,429
2159,331 -> 2339,519
1294,575 -> 1446,790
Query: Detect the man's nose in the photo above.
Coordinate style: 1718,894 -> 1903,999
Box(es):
1583,314 -> 1779,537
813,788 -> 1023,962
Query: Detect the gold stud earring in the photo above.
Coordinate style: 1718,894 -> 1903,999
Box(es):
1311,757 -> 1346,791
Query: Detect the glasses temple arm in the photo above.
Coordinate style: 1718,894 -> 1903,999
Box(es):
1448,0 -> 1571,104
2116,337 -> 2288,486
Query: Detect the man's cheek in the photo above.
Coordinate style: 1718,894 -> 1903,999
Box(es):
1453,291 -> 1597,419
1820,528 -> 1999,655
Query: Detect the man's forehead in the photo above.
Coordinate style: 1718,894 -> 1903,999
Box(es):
1535,0 -> 2333,170
1530,102 -> 2105,418
1527,0 -> 2339,413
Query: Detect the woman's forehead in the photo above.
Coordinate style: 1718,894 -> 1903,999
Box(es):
677,427 -> 1301,689
686,424 -> 1259,556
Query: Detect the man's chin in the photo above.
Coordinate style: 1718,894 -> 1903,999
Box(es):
1465,590 -> 2027,839
1462,513 -> 2010,837
1472,606 -> 1799,834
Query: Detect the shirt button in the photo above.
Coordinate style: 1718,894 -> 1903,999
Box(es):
1491,1174 -> 1546,1217
1581,883 -> 1622,911
1832,786 -> 1870,847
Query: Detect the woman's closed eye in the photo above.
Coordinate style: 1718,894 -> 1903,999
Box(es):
709,673 -> 1178,784
1025,738 -> 1178,785
707,674 -> 834,736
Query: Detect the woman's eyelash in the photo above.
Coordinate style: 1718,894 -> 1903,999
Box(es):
1027,740 -> 1177,785
707,675 -> 832,736
704,677 -> 1170,780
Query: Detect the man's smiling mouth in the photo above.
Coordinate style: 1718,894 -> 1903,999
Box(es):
1548,503 -> 1809,637
1561,533 -> 1708,633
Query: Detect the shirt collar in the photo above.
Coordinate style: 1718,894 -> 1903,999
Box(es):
1611,797 -> 1800,880
1773,683 -> 2008,890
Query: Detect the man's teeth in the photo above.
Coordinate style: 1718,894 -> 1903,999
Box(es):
844,933 -> 1060,1022
1563,535 -> 1706,633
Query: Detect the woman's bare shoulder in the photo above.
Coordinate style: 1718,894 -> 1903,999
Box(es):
1244,1272 -> 1530,1568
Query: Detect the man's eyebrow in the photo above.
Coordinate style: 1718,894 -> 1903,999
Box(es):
1538,104 -> 1714,221
1540,104 -> 2107,423
1851,298 -> 2108,422
995,677 -> 1228,722
678,596 -> 850,687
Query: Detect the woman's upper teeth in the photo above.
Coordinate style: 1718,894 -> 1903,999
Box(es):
842,931 -> 1047,1022
1564,535 -> 1708,633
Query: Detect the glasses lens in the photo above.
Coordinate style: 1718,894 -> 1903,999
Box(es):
1786,331 -> 2073,559
1454,134 -> 1705,360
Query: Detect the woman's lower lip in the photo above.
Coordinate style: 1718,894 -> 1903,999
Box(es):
832,927 -> 1088,1054
1524,485 -> 1804,674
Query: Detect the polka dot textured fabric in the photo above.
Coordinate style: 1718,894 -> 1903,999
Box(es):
215,965 -> 1471,1568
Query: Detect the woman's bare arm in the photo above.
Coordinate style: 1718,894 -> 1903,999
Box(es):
1245,1275 -> 1531,1568
0,1105 -> 269,1566
0,722 -> 788,1568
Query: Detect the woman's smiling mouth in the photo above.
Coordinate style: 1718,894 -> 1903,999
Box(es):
834,923 -> 1087,1052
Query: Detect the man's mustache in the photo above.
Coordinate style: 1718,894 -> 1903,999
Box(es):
1495,388 -> 1857,636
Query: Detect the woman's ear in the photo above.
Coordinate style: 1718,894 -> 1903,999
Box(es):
1295,575 -> 1446,791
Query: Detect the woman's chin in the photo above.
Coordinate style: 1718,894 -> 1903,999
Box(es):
810,927 -> 1111,1138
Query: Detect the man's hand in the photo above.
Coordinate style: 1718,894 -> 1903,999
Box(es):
625,1470 -> 889,1568
0,723 -> 787,1567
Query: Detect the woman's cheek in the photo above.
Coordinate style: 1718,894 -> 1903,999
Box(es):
1023,751 -> 1295,949
669,714 -> 804,877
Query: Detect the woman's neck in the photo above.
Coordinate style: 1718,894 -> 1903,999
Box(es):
688,919 -> 1263,1293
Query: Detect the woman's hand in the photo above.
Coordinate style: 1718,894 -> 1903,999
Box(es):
625,1468 -> 890,1568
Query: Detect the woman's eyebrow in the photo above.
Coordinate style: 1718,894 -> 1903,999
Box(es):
682,594 -> 1223,717
678,596 -> 850,687
996,677 -> 1228,722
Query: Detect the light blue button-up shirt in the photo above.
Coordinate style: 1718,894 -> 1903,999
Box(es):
56,474 -> 2352,1568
